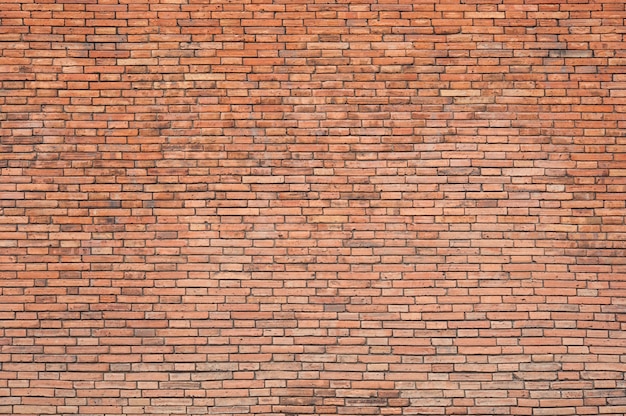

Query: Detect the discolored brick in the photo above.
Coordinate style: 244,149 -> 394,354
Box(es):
1,1 -> 625,415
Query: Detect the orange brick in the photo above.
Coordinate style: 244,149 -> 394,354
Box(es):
1,1 -> 625,415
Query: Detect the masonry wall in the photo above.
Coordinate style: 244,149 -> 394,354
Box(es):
1,0 -> 626,415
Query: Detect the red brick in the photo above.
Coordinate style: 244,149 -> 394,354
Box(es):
1,1 -> 625,415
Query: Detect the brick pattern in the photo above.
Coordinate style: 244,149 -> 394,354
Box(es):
1,0 -> 626,415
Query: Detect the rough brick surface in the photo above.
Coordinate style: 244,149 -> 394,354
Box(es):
1,0 -> 626,415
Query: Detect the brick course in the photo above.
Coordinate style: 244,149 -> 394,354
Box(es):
1,0 -> 626,415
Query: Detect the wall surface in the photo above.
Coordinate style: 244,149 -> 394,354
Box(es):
1,0 -> 626,415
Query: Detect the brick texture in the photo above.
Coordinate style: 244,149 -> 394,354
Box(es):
1,0 -> 626,415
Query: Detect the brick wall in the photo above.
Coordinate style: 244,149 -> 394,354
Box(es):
1,0 -> 626,415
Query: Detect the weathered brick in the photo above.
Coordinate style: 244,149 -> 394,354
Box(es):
1,1 -> 625,415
